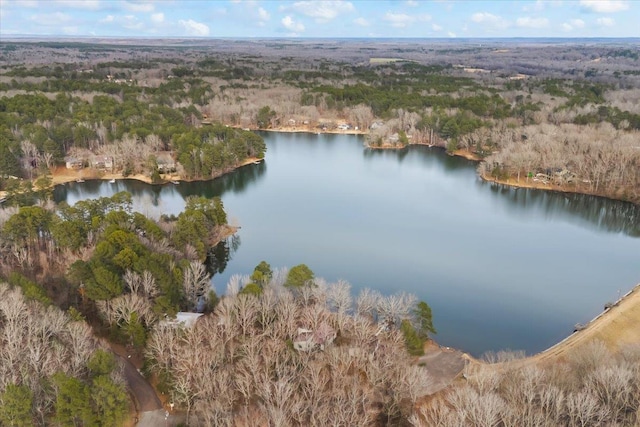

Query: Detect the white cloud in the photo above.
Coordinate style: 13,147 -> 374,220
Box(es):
561,18 -> 585,31
471,12 -> 499,23
597,17 -> 615,26
384,12 -> 413,28
290,1 -> 354,22
55,0 -> 100,9
100,14 -> 114,23
570,18 -> 586,28
258,7 -> 270,21
522,0 -> 564,12
123,1 -> 154,13
62,25 -> 79,34
122,14 -> 143,30
471,12 -> 509,30
281,15 -> 304,33
432,23 -> 442,31
522,0 -> 546,12
579,0 -> 629,13
30,11 -> 72,25
383,12 -> 430,28
516,16 -> 549,28
179,18 -> 210,36
0,0 -> 38,8
354,17 -> 369,26
448,31 -> 456,38
151,12 -> 164,23
406,0 -> 419,6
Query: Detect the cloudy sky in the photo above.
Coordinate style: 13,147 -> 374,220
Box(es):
0,0 -> 637,38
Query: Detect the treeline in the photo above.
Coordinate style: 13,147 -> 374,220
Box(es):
172,123 -> 265,179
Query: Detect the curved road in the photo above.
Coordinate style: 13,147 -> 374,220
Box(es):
115,354 -> 162,412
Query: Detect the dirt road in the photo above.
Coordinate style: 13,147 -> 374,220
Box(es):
418,347 -> 467,394
115,354 -> 162,412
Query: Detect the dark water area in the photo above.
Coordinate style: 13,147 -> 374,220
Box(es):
53,132 -> 640,357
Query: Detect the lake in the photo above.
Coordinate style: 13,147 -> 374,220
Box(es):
53,132 -> 640,356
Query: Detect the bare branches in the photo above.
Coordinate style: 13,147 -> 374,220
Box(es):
418,340 -> 639,427
182,261 -> 211,311
0,284 -> 120,424
146,280 -> 434,425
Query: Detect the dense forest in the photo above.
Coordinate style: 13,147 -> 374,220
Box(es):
1,39 -> 640,425
1,40 -> 639,204
0,50 -> 266,203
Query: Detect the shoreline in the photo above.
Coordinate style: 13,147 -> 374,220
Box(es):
245,124 -> 368,136
0,157 -> 265,202
536,283 -> 640,361
6,125 -> 634,207
365,140 -> 638,206
48,157 -> 263,188
494,282 -> 640,368
478,171 -> 639,206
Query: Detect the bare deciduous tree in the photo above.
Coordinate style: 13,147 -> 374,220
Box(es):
182,261 -> 211,311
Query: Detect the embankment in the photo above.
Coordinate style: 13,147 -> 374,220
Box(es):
531,283 -> 640,363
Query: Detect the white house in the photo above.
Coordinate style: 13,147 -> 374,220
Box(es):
65,157 -> 83,170
160,312 -> 203,329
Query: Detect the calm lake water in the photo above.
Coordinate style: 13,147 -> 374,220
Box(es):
53,132 -> 640,356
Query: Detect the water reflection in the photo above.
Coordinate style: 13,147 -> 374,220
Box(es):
364,145 -> 477,171
363,146 -> 411,163
368,145 -> 640,238
207,235 -> 241,277
482,181 -> 640,237
53,161 -> 267,217
173,161 -> 267,200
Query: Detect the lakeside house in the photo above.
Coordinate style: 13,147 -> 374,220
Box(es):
156,151 -> 176,173
90,155 -> 113,170
293,323 -> 336,352
65,157 -> 84,170
160,312 -> 203,329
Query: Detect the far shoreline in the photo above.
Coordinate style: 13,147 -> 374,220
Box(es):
363,139 -> 639,206
3,126 -> 636,207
